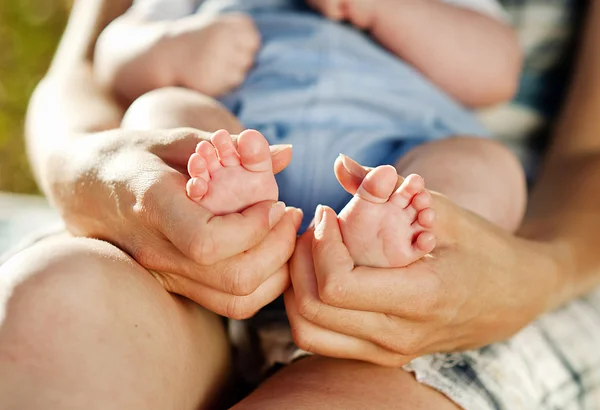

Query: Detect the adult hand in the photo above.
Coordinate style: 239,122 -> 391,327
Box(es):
49,127 -> 302,319
285,160 -> 558,366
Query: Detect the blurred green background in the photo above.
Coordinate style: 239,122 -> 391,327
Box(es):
0,0 -> 68,194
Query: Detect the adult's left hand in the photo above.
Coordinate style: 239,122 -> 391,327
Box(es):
285,172 -> 559,366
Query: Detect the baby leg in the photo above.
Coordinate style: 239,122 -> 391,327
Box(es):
394,137 -> 526,232
121,86 -> 243,133
120,87 -> 279,216
335,136 -> 525,268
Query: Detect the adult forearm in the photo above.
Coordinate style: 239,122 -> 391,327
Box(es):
26,62 -> 124,197
25,0 -> 132,195
521,0 -> 600,308
371,0 -> 521,107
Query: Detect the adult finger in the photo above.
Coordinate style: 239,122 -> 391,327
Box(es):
310,205 -> 443,318
333,154 -> 369,195
310,205 -> 355,300
159,187 -> 289,265
162,263 -> 291,320
333,154 -> 406,197
197,207 -> 301,295
292,226 -> 428,355
285,289 -> 410,367
137,208 -> 300,296
270,144 -> 293,174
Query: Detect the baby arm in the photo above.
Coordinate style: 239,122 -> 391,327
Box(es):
309,0 -> 521,108
94,9 -> 260,103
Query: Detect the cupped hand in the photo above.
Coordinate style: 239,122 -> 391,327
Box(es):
50,127 -> 301,319
285,162 -> 558,366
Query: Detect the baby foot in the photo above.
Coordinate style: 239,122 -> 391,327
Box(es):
338,165 -> 436,268
186,129 -> 279,215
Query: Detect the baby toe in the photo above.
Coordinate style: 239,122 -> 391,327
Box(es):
413,231 -> 436,254
411,190 -> 432,211
188,153 -> 210,180
186,177 -> 208,202
211,129 -> 240,167
391,174 -> 425,208
415,208 -> 436,228
197,141 -> 222,174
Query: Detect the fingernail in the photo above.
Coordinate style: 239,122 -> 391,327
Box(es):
315,204 -> 325,226
269,201 -> 286,228
289,207 -> 304,228
339,154 -> 366,178
270,144 -> 293,155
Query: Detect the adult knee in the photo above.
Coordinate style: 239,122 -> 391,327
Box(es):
0,237 -> 231,409
0,237 -> 146,341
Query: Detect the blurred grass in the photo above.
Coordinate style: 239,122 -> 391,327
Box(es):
0,0 -> 68,194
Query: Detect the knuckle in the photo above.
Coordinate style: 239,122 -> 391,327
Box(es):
296,295 -> 322,323
229,267 -> 261,297
291,325 -> 317,354
225,296 -> 257,320
395,337 -> 423,356
189,231 -> 218,266
129,242 -> 154,267
318,275 -> 347,306
384,331 -> 427,356
387,354 -> 410,368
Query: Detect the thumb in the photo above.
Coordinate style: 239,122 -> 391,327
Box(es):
270,144 -> 293,174
334,154 -> 369,195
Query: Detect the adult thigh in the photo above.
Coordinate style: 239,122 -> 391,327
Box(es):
0,237 -> 232,410
233,356 -> 460,409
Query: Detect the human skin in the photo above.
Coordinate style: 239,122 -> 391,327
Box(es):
95,10 -> 261,103
308,0 -> 522,107
25,0 -> 303,318
3,0 -> 600,409
282,0 -> 600,364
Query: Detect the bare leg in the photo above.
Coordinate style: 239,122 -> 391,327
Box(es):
232,356 -> 460,410
121,86 -> 244,133
394,137 -> 526,232
0,237 -> 231,410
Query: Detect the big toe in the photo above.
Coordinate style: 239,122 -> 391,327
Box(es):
238,129 -> 273,173
356,165 -> 398,204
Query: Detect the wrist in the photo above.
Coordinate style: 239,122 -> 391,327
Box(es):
515,224 -> 574,314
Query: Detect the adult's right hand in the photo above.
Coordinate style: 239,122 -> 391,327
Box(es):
48,127 -> 302,319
